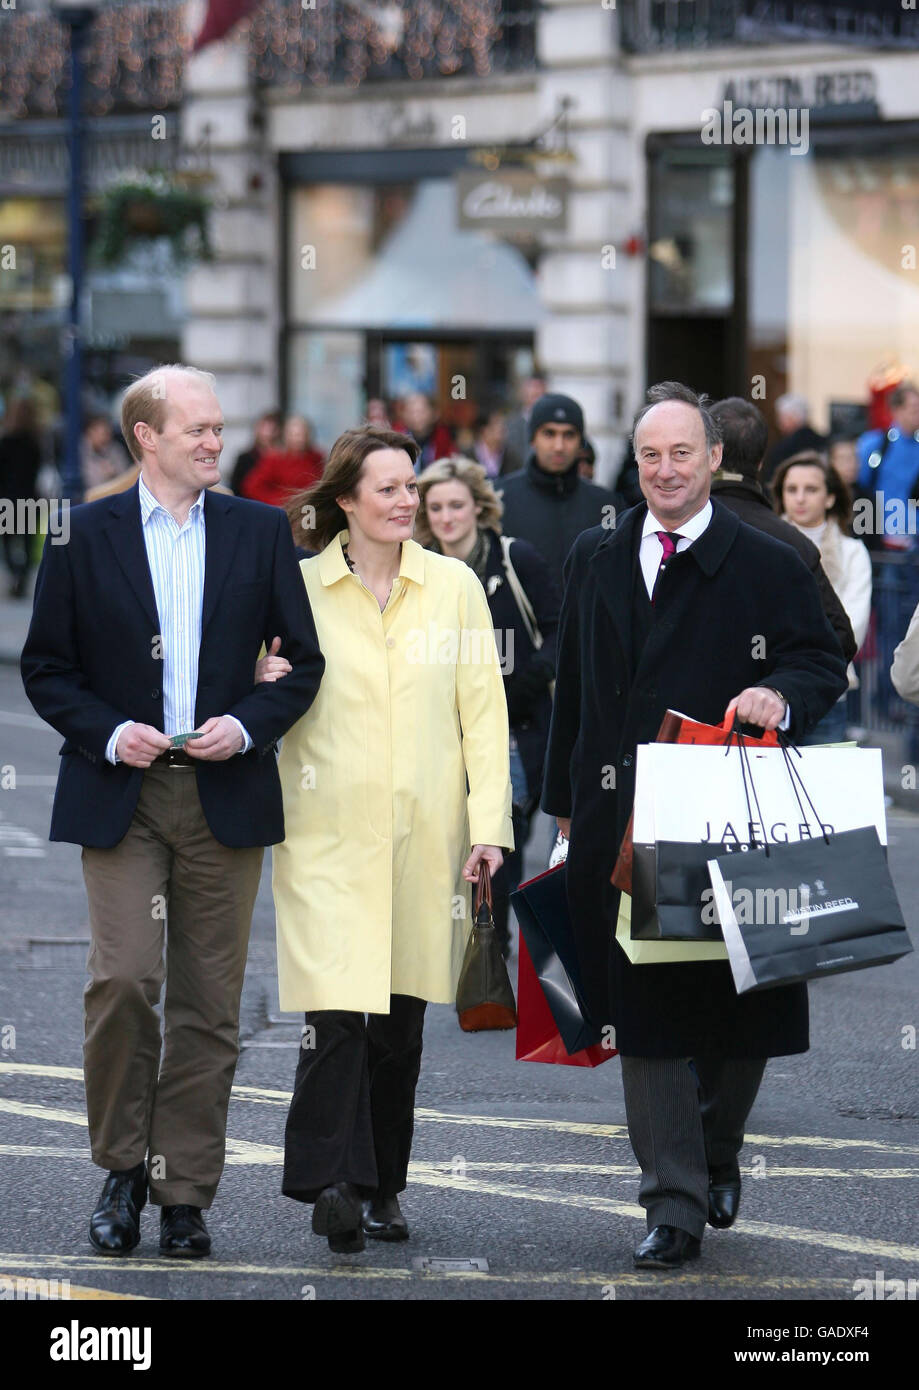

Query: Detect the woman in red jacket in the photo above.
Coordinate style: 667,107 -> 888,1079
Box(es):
242,416 -> 324,507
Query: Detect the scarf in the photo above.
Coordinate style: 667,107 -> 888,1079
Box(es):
429,527 -> 492,587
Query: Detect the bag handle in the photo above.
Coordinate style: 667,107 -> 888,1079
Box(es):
726,718 -> 831,855
776,732 -> 831,846
727,716 -> 772,858
474,861 -> 494,915
499,535 -> 543,651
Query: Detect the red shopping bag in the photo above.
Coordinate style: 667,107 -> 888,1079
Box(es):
515,933 -> 614,1068
611,710 -> 778,895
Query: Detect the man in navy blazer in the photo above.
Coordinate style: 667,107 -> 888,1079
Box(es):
21,364 -> 324,1259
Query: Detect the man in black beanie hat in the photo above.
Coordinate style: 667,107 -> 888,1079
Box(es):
497,393 -> 623,589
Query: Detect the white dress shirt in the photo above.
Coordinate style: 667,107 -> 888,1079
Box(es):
106,475 -> 251,763
639,500 -> 713,598
637,499 -> 790,728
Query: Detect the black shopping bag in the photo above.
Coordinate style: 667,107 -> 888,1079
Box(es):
511,862 -> 604,1055
631,840 -> 726,942
707,827 -> 913,994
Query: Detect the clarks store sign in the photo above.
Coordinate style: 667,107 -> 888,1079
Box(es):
456,170 -> 568,234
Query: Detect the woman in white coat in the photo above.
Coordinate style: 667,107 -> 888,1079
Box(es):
773,451 -> 872,743
273,426 -> 513,1253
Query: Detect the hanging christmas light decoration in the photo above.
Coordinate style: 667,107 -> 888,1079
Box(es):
248,0 -> 536,90
0,3 -> 189,120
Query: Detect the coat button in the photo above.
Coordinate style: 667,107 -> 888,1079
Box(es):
385,637 -> 395,648
151,688 -> 161,699
622,754 -> 633,768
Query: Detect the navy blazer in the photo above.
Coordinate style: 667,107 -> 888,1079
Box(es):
21,483 -> 325,849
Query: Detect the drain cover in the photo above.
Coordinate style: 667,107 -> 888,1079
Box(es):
412,1257 -> 489,1274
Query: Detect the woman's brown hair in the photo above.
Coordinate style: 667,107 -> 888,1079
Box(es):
413,456 -> 504,548
772,450 -> 853,532
286,426 -> 419,551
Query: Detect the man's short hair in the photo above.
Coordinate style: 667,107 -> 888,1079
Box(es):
631,381 -> 721,452
710,397 -> 769,478
121,364 -> 217,462
890,382 -> 919,411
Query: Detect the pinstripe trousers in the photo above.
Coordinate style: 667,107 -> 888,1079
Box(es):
620,1055 -> 767,1240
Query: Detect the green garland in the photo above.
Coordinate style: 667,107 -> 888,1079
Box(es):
91,172 -> 214,268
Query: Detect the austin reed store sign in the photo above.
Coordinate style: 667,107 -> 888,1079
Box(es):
455,170 -> 568,234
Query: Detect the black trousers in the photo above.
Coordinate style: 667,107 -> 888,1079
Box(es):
282,994 -> 427,1204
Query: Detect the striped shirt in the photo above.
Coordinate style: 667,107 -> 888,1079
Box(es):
106,475 -> 251,762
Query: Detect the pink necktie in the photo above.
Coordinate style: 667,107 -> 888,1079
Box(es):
652,530 -> 682,602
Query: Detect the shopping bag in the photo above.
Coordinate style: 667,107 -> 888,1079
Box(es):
630,741 -> 888,943
456,863 -> 517,1031
512,862 -> 616,1066
709,830 -> 912,993
612,711 -> 777,896
616,890 -> 728,965
706,736 -> 912,991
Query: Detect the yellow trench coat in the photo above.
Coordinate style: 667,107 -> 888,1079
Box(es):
273,532 -> 514,1014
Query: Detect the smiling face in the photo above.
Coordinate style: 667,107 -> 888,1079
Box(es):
781,463 -> 833,528
635,400 -> 722,529
337,447 -> 419,544
135,376 -> 224,494
424,479 -> 481,549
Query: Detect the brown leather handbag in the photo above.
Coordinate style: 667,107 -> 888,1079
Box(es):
456,863 -> 518,1032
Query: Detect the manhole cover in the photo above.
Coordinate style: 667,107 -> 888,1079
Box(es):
412,1257 -> 489,1274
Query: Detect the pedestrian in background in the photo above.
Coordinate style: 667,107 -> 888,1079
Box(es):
400,392 -> 455,469
416,455 -> 559,957
241,415 -> 324,508
230,409 -> 281,496
761,392 -> 826,486
80,414 -> 130,493
21,364 -> 324,1261
502,374 -> 546,476
472,407 -> 508,479
274,426 -> 512,1253
0,397 -> 41,599
773,451 -> 872,743
709,397 -> 856,666
497,393 -> 622,591
542,381 -> 847,1270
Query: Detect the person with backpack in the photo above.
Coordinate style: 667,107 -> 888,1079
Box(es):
416,456 -> 560,956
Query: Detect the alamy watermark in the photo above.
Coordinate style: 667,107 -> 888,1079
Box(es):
0,498 -> 70,545
701,102 -> 809,155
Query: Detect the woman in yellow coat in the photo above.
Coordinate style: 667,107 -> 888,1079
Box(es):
273,425 -> 513,1253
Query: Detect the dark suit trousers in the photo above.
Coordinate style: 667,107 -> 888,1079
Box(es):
81,764 -> 263,1207
283,995 -> 427,1203
620,1055 -> 768,1240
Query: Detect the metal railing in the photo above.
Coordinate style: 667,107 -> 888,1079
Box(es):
846,554 -> 919,772
619,0 -> 919,54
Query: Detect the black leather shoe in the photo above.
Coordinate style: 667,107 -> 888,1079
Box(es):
361,1194 -> 409,1241
159,1205 -> 211,1258
708,1163 -> 742,1229
633,1225 -> 702,1269
312,1183 -> 364,1254
89,1163 -> 147,1256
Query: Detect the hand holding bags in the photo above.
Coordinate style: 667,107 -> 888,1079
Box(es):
456,863 -> 518,1031
707,736 -> 913,993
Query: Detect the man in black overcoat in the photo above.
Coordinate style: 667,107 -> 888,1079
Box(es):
541,381 -> 848,1269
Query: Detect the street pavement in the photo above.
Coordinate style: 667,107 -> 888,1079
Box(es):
2,647 -> 919,1310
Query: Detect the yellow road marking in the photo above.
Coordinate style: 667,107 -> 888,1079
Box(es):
3,1064 -> 919,1159
0,1098 -> 87,1127
0,1272 -> 150,1301
2,1145 -> 916,1182
0,1253 -> 867,1289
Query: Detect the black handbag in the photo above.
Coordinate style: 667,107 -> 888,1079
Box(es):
456,862 -> 518,1032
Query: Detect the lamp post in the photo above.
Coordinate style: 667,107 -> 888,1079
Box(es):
55,0 -> 97,504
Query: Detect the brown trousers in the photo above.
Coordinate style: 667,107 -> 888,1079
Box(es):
81,764 -> 263,1207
